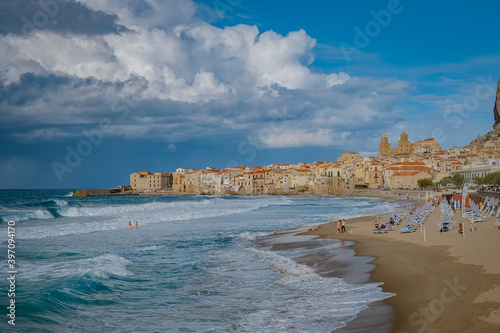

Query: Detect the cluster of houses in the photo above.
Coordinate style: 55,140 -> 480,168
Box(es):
129,131 -> 500,195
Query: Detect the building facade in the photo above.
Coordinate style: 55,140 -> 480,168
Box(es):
130,171 -> 172,191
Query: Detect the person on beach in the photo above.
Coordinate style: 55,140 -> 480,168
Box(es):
374,220 -> 380,234
128,221 -> 131,229
336,220 -> 341,234
135,221 -> 139,229
341,219 -> 346,233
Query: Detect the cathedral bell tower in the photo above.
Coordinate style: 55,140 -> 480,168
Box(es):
379,133 -> 391,156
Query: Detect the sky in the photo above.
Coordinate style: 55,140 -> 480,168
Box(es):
1,0 -> 500,189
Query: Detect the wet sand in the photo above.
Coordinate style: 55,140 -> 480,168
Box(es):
259,232 -> 395,332
294,205 -> 500,332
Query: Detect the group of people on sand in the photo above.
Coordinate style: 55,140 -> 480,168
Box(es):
336,219 -> 346,234
373,217 -> 396,233
128,221 -> 139,229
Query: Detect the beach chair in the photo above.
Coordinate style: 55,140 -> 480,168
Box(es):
400,226 -> 416,233
438,220 -> 456,232
466,210 -> 484,223
372,229 -> 388,234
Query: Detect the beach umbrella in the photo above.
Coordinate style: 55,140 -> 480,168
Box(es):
461,184 -> 468,218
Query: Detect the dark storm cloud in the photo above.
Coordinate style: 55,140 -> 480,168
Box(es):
0,72 -> 72,106
0,0 -> 129,36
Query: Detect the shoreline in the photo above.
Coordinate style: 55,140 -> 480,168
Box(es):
295,205 -> 500,332
72,188 -> 432,200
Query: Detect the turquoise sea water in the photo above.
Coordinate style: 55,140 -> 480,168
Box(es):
0,190 -> 396,332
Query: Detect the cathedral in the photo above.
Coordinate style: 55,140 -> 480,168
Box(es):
379,132 -> 441,157
379,131 -> 413,157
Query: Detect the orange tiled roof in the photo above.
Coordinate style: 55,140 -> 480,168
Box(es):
385,165 -> 434,171
391,171 -> 427,177
390,162 -> 427,166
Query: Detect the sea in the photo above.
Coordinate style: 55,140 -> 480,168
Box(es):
0,190 -> 398,332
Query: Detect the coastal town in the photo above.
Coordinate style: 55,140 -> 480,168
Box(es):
73,78 -> 500,197
124,129 -> 500,196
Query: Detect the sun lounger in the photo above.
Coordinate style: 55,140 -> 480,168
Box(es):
438,220 -> 456,232
400,227 -> 416,233
465,209 -> 484,222
372,229 -> 388,234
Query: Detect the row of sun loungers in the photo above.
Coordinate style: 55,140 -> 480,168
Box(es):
372,196 -> 500,235
371,203 -> 436,234
436,202 -> 456,232
480,196 -> 500,230
400,203 -> 434,233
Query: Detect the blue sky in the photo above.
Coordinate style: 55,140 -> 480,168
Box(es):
1,0 -> 499,189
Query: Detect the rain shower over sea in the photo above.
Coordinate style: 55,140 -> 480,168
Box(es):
0,190 -> 397,332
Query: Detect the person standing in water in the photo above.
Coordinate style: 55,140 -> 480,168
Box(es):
128,221 -> 132,229
135,221 -> 139,229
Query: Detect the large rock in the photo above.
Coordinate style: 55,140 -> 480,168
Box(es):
495,78 -> 500,127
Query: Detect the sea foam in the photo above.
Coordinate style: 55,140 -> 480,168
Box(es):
236,249 -> 394,332
19,254 -> 133,281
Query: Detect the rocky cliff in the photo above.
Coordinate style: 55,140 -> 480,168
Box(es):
494,78 -> 500,127
469,77 -> 500,145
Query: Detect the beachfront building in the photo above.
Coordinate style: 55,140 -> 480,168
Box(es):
184,170 -> 202,193
367,163 -> 383,189
390,171 -> 433,189
288,169 -> 312,192
200,168 -> 220,194
271,170 -> 285,194
214,169 -> 237,194
325,164 -> 343,195
351,162 -> 368,189
232,174 -> 247,194
452,159 -> 500,184
383,162 -> 436,188
250,170 -> 266,194
130,171 -> 172,191
310,163 -> 329,194
263,169 -> 278,194
309,162 -> 343,194
172,172 -> 186,192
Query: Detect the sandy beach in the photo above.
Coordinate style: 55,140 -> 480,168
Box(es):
295,199 -> 500,332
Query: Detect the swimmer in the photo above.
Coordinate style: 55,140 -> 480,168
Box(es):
128,221 -> 131,229
135,221 -> 138,229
